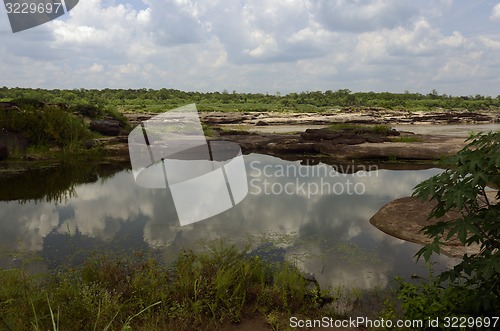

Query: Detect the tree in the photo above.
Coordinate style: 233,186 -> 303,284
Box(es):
412,132 -> 500,314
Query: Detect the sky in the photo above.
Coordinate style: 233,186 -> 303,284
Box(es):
0,0 -> 500,96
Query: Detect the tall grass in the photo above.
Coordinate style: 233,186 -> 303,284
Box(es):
0,105 -> 93,149
0,241 -> 349,330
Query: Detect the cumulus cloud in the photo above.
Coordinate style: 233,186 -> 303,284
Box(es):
0,0 -> 499,94
61,171 -> 155,241
491,3 -> 500,20
306,0 -> 416,32
0,202 -> 59,251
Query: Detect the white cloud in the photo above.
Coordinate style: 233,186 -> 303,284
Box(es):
307,0 -> 416,32
0,0 -> 499,94
89,63 -> 104,73
491,3 -> 500,20
439,31 -> 468,48
434,51 -> 483,81
480,35 -> 500,49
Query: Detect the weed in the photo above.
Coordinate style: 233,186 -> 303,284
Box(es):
202,123 -> 214,137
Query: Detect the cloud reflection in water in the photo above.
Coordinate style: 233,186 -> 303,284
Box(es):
0,154 -> 457,289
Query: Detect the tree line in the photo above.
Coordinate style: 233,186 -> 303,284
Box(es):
1,87 -> 500,112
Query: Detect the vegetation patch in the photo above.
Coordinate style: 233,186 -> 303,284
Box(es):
0,104 -> 92,149
0,241 -> 357,331
382,132 -> 500,324
0,99 -> 130,161
328,123 -> 396,136
2,87 -> 500,114
391,136 -> 424,143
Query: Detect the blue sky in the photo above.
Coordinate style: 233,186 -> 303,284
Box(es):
1,0 -> 500,96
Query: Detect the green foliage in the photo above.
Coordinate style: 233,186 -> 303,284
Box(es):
394,276 -> 457,320
328,123 -> 393,135
0,241 -> 341,330
411,131 -> 500,314
201,123 -> 214,137
71,103 -> 104,118
391,136 -> 424,143
1,87 -> 499,113
0,104 -> 93,148
328,123 -> 365,130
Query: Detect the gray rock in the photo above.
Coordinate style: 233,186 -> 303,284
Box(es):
89,119 -> 123,136
84,139 -> 102,149
0,131 -> 28,156
369,196 -> 480,257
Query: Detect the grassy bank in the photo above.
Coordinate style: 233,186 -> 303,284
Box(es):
0,241 -> 363,331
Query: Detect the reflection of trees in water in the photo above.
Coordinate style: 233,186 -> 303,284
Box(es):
0,161 -> 130,203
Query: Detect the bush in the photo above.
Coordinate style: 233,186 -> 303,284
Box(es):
71,103 -> 104,118
0,104 -> 93,147
0,241 -> 334,330
410,132 -> 500,315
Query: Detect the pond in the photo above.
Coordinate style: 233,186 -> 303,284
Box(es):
0,154 -> 458,291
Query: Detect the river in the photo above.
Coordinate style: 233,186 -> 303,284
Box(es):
0,153 -> 459,291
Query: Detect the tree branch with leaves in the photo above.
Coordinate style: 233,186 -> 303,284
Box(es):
412,131 -> 500,313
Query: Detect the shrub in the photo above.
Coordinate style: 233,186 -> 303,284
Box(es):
410,132 -> 500,315
71,104 -> 104,118
0,104 -> 93,147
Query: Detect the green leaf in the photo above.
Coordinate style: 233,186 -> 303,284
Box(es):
458,224 -> 467,244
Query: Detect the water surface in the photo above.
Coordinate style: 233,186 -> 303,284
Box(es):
0,154 -> 458,291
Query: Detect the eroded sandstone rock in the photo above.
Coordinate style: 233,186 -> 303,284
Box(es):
369,196 -> 481,257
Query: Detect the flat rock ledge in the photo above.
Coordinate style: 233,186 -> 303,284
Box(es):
218,131 -> 466,161
200,109 -> 500,126
369,197 -> 481,257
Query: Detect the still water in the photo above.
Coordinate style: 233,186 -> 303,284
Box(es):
0,154 -> 457,290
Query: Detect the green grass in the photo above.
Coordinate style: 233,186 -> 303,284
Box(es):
0,241 -> 356,331
328,123 -> 366,131
391,136 -> 424,143
202,123 -> 215,137
328,123 -> 394,135
0,104 -> 115,162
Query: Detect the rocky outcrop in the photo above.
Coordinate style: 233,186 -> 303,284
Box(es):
369,197 -> 481,257
89,119 -> 124,136
318,139 -> 465,160
0,102 -> 20,110
0,130 -> 28,160
301,127 -> 399,143
198,109 -> 500,126
217,128 -> 464,161
122,111 -> 497,161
